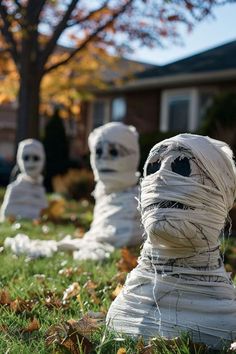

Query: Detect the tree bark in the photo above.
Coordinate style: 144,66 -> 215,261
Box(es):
16,73 -> 41,143
15,16 -> 42,145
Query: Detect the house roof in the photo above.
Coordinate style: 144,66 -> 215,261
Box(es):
136,40 -> 236,79
103,40 -> 236,92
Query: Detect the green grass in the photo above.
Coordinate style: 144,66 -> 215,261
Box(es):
0,188 -> 235,354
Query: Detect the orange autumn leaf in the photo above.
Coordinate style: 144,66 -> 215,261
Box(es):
0,290 -> 11,305
117,348 -> 126,354
117,248 -> 138,272
42,198 -> 66,221
112,284 -> 123,299
21,317 -> 40,333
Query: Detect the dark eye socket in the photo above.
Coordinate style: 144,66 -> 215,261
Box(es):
109,148 -> 118,157
96,147 -> 103,158
146,160 -> 161,175
171,157 -> 191,176
23,155 -> 40,162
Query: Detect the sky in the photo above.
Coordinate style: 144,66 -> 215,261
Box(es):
129,3 -> 236,65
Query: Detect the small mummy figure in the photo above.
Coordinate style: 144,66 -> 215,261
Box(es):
0,139 -> 48,221
107,134 -> 236,349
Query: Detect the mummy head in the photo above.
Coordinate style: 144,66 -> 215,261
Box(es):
17,139 -> 45,179
140,134 -> 236,249
89,122 -> 140,183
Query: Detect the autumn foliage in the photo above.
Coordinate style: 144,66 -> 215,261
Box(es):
0,0 -> 232,143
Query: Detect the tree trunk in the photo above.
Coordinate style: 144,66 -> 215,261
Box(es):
15,19 -> 42,146
16,73 -> 41,144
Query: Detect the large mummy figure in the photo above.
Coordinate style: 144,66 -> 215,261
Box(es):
107,134 -> 236,349
0,139 -> 48,221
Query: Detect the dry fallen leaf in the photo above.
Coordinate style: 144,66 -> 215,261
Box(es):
0,290 -> 11,305
117,248 -> 138,272
84,280 -> 100,305
117,348 -> 126,354
45,313 -> 103,354
0,324 -> 8,333
42,198 -> 66,221
67,313 -> 104,338
21,317 -> 40,333
111,272 -> 127,285
111,284 -> 123,299
74,227 -> 85,238
62,282 -> 81,303
10,298 -> 35,313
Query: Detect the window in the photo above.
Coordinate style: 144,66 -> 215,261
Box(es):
160,89 -> 199,132
92,99 -> 110,129
111,97 -> 126,122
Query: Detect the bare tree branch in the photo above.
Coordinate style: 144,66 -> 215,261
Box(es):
13,0 -> 22,9
39,0 -> 80,70
0,1 -> 19,66
67,0 -> 109,28
44,0 -> 133,74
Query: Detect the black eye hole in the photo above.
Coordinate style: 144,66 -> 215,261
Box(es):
23,155 -> 40,162
96,147 -> 103,159
146,160 -> 161,176
171,157 -> 191,177
109,148 -> 118,157
33,155 -> 40,162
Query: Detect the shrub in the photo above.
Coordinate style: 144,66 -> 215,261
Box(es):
200,92 -> 236,153
43,108 -> 70,191
52,168 -> 95,200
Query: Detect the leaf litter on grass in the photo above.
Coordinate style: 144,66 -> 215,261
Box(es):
45,311 -> 105,354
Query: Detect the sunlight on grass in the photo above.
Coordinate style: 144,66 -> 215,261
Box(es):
0,187 -> 235,353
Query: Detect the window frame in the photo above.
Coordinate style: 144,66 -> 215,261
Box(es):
160,88 -> 199,132
111,96 -> 127,122
90,98 -> 110,129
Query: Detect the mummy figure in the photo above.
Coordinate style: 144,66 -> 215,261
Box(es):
107,134 -> 236,349
4,124 -> 141,260
59,122 -> 142,260
80,121 -> 142,248
0,139 -> 48,221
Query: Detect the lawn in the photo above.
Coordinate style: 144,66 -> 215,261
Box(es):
0,188 -> 235,354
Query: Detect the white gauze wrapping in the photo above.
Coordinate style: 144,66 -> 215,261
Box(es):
82,122 -> 142,248
3,123 -> 141,261
4,234 -> 57,258
0,139 -> 48,221
106,133 -> 236,349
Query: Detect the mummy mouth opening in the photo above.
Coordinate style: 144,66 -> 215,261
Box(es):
143,201 -> 195,213
99,169 -> 116,173
26,166 -> 38,170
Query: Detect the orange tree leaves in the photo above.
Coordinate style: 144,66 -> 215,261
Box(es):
0,0 -> 233,141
